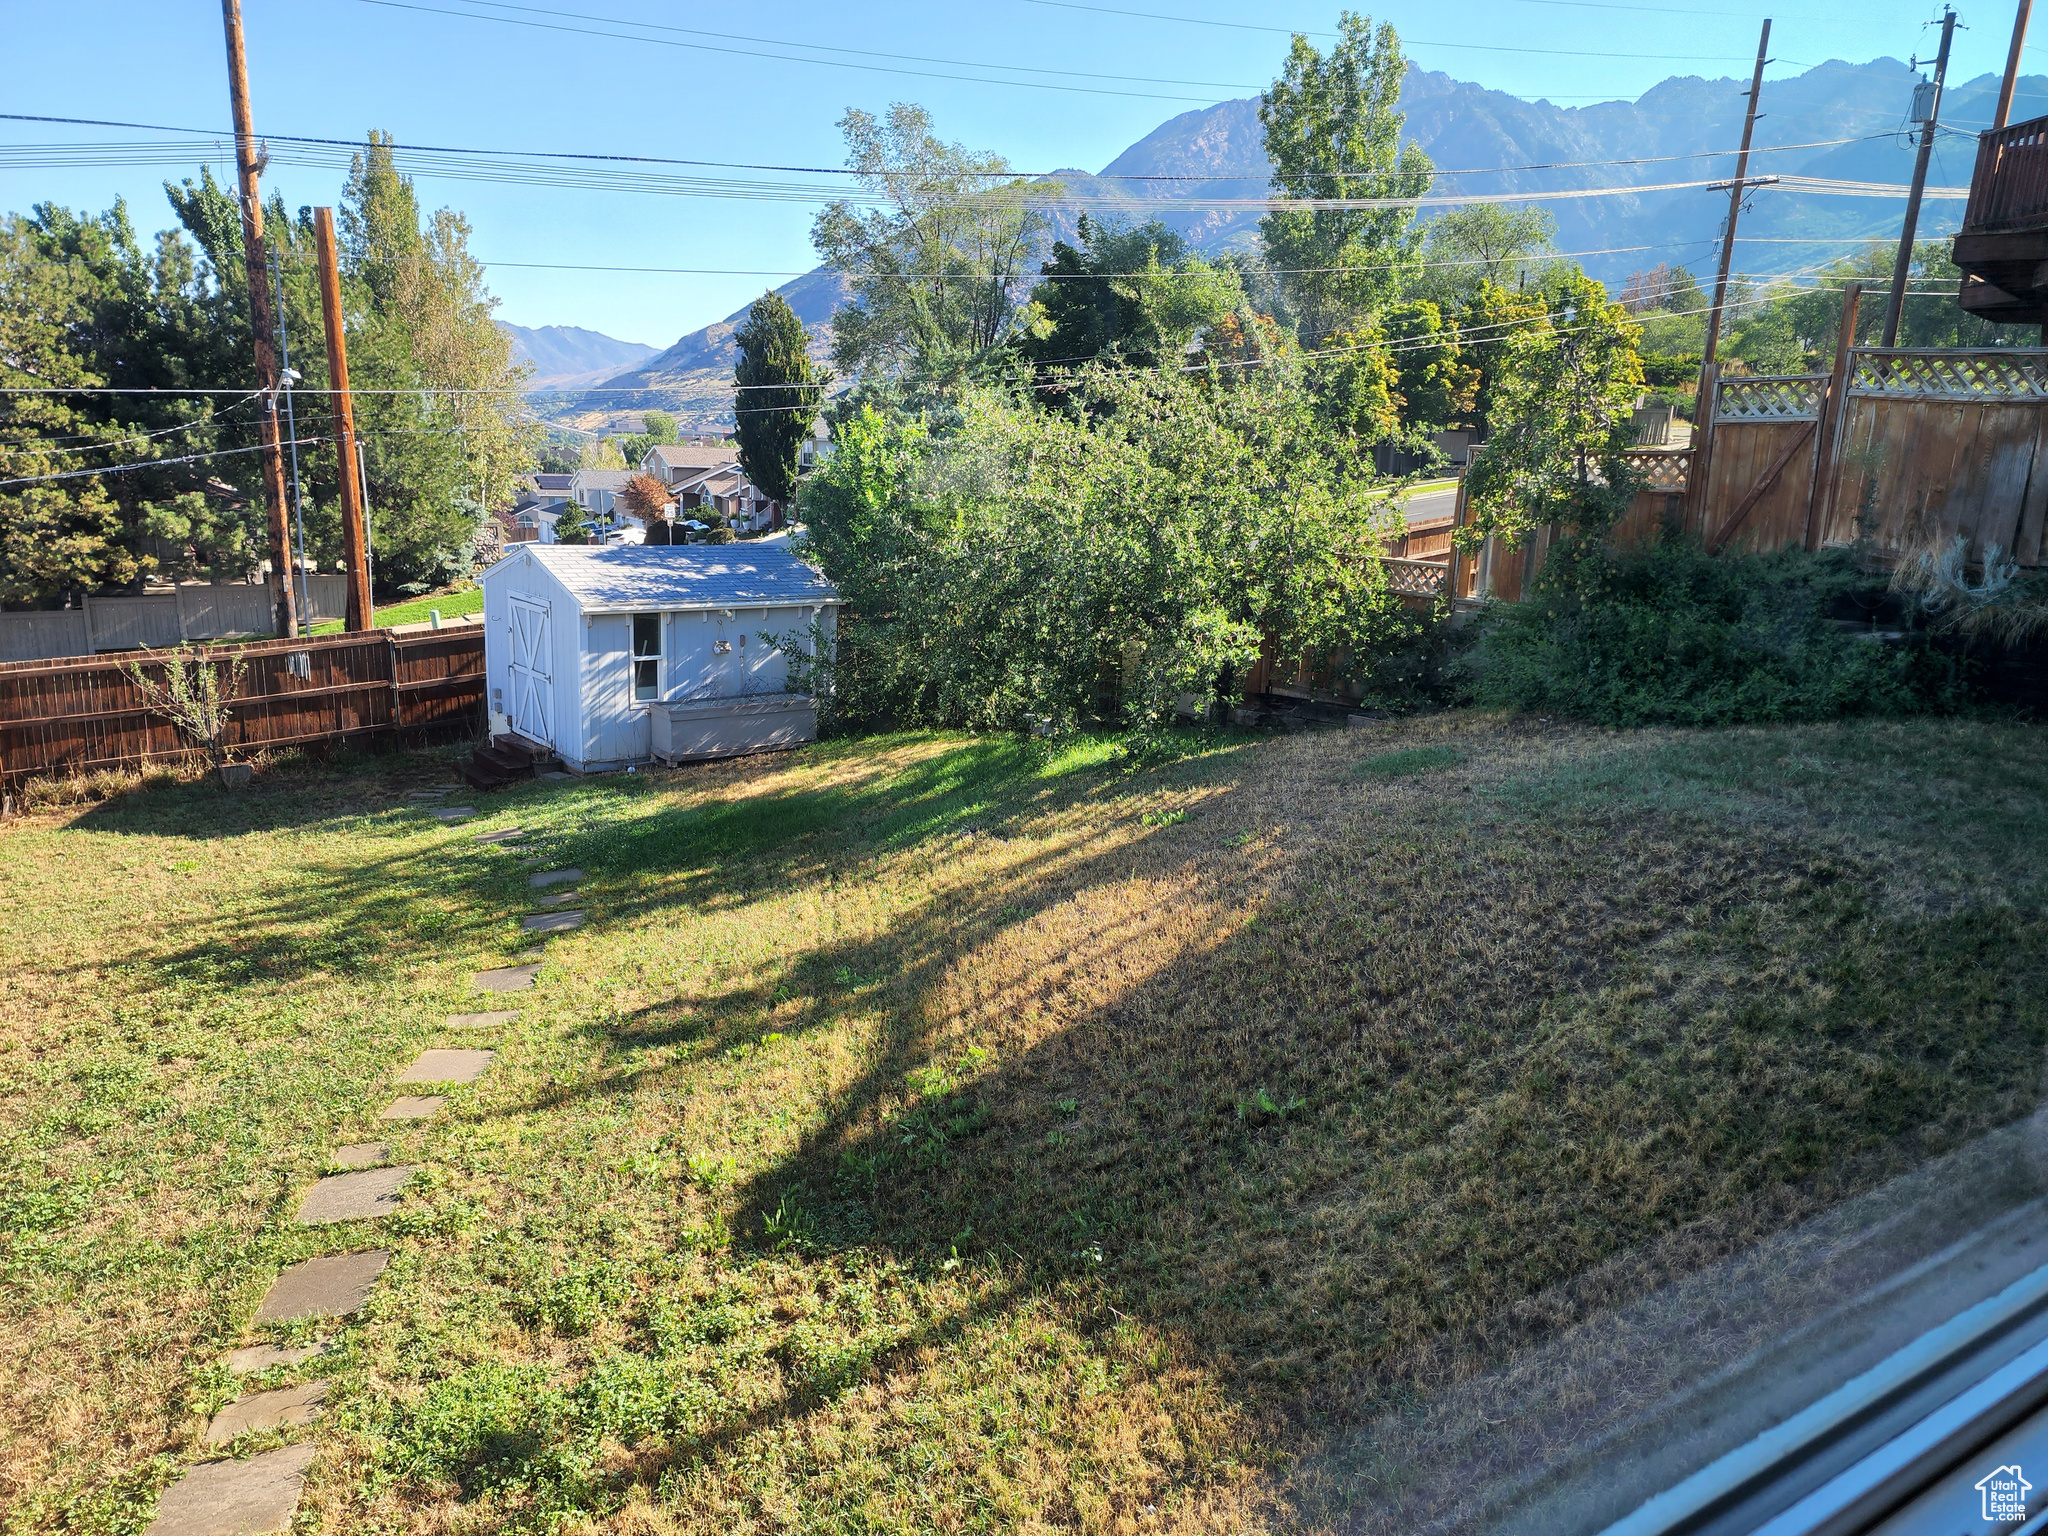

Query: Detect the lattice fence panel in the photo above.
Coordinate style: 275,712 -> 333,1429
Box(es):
1716,375 -> 1827,420
1383,557 -> 1448,598
1849,349 -> 2048,399
1626,448 -> 1691,491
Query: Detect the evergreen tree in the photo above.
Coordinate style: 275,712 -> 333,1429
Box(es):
733,291 -> 827,506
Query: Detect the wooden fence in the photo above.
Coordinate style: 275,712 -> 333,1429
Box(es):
0,627 -> 484,784
1438,341 -> 2048,610
0,575 -> 354,663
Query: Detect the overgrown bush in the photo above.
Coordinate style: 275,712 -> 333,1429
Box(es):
796,364 -> 1413,735
1463,538 -> 1970,725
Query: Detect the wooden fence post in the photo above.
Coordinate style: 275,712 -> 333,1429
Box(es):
1806,282 -> 1861,551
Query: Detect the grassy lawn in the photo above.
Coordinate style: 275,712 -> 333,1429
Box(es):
305,586 -> 483,636
4,714 -> 2047,1533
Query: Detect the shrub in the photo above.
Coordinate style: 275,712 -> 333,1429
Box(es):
1463,538 -> 1970,726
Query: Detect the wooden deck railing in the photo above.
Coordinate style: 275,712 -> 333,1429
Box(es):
1963,113 -> 2048,235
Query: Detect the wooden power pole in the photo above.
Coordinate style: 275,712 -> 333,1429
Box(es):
1701,20 -> 1772,382
1883,7 -> 1959,347
1996,0 -> 2035,130
220,0 -> 297,639
313,208 -> 373,633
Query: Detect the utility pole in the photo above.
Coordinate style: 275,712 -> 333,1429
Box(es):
313,208 -> 373,633
271,251 -> 312,628
220,0 -> 297,639
1701,20 -> 1773,383
1995,0 -> 2034,130
1883,7 -> 1959,347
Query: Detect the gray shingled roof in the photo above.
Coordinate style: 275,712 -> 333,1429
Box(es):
573,470 -> 637,490
514,543 -> 838,611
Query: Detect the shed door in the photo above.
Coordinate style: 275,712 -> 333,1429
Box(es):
507,594 -> 553,747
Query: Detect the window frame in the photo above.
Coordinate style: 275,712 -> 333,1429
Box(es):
630,611 -> 663,703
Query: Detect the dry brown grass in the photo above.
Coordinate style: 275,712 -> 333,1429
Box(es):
4,716 -> 2046,1533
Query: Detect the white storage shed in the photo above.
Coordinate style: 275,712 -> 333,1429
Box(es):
478,542 -> 841,771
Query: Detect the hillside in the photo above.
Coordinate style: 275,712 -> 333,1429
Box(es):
549,269 -> 844,433
498,322 -> 658,391
553,58 -> 2044,429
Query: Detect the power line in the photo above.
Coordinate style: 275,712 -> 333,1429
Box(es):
356,0 -> 1228,103
1014,0 -> 1791,60
437,0 -> 1266,91
0,115 -> 1887,186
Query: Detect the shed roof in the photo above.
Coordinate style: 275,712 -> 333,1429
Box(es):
495,542 -> 838,612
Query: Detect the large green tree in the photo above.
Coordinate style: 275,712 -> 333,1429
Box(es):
733,291 -> 828,506
1466,269 -> 1646,545
0,200 -> 256,603
1257,12 -> 1433,346
1021,215 -> 1244,374
812,104 -> 1056,382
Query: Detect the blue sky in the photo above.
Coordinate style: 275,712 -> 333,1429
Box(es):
1,0 -> 2034,347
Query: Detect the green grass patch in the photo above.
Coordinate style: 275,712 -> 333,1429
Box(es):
4,716 -> 2045,1533
306,586 -> 483,636
1354,744 -> 1463,777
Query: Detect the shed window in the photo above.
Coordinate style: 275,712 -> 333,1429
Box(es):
632,612 -> 662,701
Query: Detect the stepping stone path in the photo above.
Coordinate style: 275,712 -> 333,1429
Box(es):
144,1443 -> 317,1536
380,1095 -> 443,1121
396,1048 -> 495,1084
227,1342 -> 326,1373
253,1251 -> 389,1322
154,782 -> 584,1529
475,963 -> 541,992
295,1167 -> 411,1225
205,1381 -> 329,1446
447,1009 -> 520,1029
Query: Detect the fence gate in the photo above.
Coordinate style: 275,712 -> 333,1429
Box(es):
1698,373 -> 1828,554
507,595 -> 553,748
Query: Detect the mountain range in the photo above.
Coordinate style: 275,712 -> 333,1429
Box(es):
499,322 -> 659,391
548,56 -> 2048,431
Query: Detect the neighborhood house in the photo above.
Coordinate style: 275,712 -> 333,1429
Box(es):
479,541 -> 841,771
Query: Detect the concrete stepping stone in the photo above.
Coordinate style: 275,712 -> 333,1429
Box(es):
226,1340 -> 327,1373
380,1096 -> 443,1121
539,770 -> 574,781
474,963 -> 540,992
429,806 -> 476,821
447,1010 -> 519,1029
205,1381 -> 329,1446
328,1143 -> 387,1170
395,1048 -> 494,1084
536,891 -> 580,906
522,910 -> 583,933
295,1167 -> 411,1225
254,1250 -> 389,1322
473,827 -> 523,844
530,868 -> 584,888
405,790 -> 450,800
144,1442 -> 317,1536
